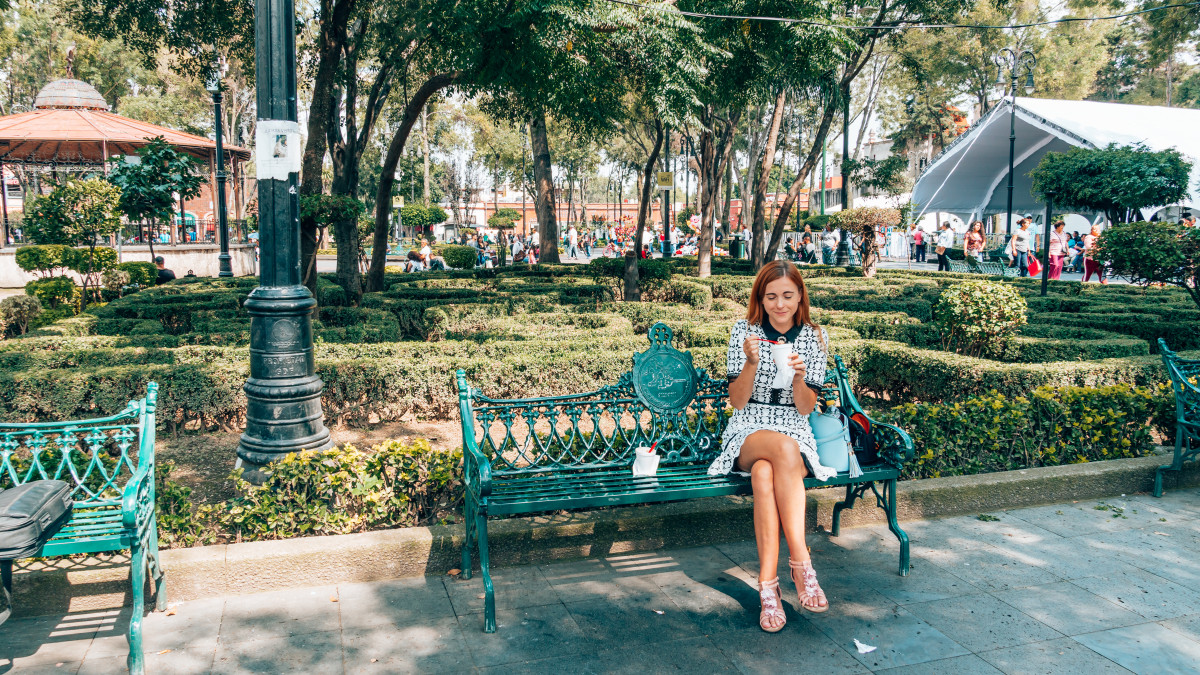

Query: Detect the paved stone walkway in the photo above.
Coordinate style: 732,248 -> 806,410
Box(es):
4,488 -> 1199,674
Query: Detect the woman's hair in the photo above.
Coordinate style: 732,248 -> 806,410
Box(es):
746,261 -> 821,344
971,221 -> 984,231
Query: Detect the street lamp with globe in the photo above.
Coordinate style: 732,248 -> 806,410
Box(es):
206,56 -> 232,277
994,47 -> 1036,237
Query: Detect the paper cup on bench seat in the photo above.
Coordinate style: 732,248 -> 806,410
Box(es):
632,446 -> 660,477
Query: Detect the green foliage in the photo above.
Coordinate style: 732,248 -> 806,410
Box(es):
1094,222 -> 1200,310
25,277 -> 79,312
933,280 -> 1027,357
441,245 -> 478,270
882,384 -> 1172,479
1030,144 -> 1193,223
115,261 -> 158,288
399,205 -> 436,233
101,268 -> 131,294
427,205 -> 449,224
213,440 -> 462,541
106,137 -> 205,226
0,295 -> 41,337
23,178 -> 123,247
587,256 -> 671,297
300,194 -> 366,227
15,245 -> 72,278
487,207 -> 522,230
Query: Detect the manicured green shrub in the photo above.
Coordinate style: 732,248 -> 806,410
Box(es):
882,384 -> 1173,479
442,244 -> 478,270
15,244 -> 72,278
114,261 -> 158,288
25,277 -> 78,311
0,295 -> 41,337
587,256 -> 671,296
933,280 -> 1027,357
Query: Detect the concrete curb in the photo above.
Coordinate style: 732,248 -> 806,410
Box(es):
12,454 -> 1198,618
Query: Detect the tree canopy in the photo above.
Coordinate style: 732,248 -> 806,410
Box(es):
1029,143 -> 1193,223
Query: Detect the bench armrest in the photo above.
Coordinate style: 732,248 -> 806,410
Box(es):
463,434 -> 492,499
121,462 -> 156,533
870,420 -> 915,471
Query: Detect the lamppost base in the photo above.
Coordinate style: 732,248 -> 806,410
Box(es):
834,230 -> 852,266
218,253 -> 233,278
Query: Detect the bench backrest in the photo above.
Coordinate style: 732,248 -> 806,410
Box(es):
458,323 -> 852,477
0,383 -> 158,506
1159,339 -> 1200,425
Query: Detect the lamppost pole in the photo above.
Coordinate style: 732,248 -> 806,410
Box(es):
237,0 -> 332,480
207,61 -> 232,277
835,85 -> 852,266
995,47 -> 1036,236
1041,191 -> 1054,297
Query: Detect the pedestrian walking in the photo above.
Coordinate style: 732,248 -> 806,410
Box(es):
566,225 -> 579,259
1048,220 -> 1069,280
935,222 -> 954,271
820,228 -> 838,264
913,227 -> 927,263
1082,225 -> 1107,284
964,221 -> 986,262
1007,217 -> 1032,277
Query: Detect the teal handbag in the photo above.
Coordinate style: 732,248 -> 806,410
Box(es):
809,408 -> 862,477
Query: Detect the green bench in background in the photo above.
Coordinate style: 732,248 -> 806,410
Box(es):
1156,339 -> 1200,497
968,254 -> 1018,278
0,384 -> 161,675
456,323 -> 914,633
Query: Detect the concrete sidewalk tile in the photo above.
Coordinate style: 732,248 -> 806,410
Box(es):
913,544 -> 1064,592
1073,622 -> 1200,675
991,582 -> 1144,636
584,635 -> 740,674
1159,613 -> 1200,642
458,603 -> 592,668
1004,498 -> 1175,538
564,591 -> 703,648
1070,567 -> 1200,621
138,597 -> 225,652
341,616 -> 472,674
537,556 -> 666,604
874,654 -> 1003,674
0,614 -> 98,668
902,593 -> 1063,653
443,564 -> 559,616
651,567 -> 765,635
210,629 -> 344,675
77,647 -> 218,675
1,663 -> 82,675
848,558 -> 981,606
711,620 -> 869,674
1084,528 -> 1200,588
336,576 -> 453,629
1128,489 -> 1200,518
977,637 -> 1135,674
804,603 -> 969,671
998,533 -> 1141,581
217,585 -> 341,643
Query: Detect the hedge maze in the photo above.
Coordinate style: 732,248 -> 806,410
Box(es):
1,259 -> 1194,479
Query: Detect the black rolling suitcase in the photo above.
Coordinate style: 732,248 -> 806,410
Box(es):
0,480 -> 74,624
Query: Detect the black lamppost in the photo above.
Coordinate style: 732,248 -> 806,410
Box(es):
995,47 -> 1036,236
835,86 -> 852,266
1041,190 -> 1054,296
207,57 -> 232,278
237,0 -> 332,480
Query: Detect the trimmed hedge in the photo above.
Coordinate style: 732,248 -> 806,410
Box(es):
882,384 -> 1173,480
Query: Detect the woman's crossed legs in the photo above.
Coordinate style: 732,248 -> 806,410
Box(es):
737,429 -> 829,627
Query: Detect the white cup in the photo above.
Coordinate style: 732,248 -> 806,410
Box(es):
632,446 -> 660,477
770,341 -> 794,389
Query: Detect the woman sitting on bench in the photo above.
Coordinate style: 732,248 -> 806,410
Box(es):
710,260 -> 834,632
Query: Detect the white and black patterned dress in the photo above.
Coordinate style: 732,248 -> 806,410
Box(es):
708,319 -> 836,481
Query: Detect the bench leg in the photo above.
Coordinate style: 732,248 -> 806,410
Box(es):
148,523 -> 167,612
882,479 -> 910,577
831,484 -> 863,537
461,495 -> 475,581
476,512 -> 496,633
127,540 -> 148,675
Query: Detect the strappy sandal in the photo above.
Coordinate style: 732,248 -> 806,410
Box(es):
789,558 -> 829,613
758,577 -> 786,632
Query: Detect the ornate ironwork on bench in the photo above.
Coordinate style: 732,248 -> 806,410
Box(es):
455,323 -> 914,633
1156,339 -> 1200,497
0,384 -> 161,675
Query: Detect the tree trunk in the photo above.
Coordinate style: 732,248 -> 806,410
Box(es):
530,112 -> 560,263
751,91 -> 787,267
421,107 -> 432,203
366,72 -> 459,292
695,108 -> 742,278
299,0 -> 355,299
766,97 -> 840,261
861,225 -> 878,277
625,119 -> 664,301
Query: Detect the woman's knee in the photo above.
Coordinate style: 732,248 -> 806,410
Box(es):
750,460 -> 774,492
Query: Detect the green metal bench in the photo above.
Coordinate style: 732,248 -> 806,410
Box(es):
0,384 -> 161,675
947,259 -> 974,273
967,255 -> 1018,278
1155,339 -> 1200,497
456,323 -> 914,633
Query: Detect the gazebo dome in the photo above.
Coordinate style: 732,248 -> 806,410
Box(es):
33,79 -> 110,112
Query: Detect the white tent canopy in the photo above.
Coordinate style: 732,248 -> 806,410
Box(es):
911,97 -> 1200,225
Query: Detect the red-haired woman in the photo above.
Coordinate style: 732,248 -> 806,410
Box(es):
709,260 -> 834,632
